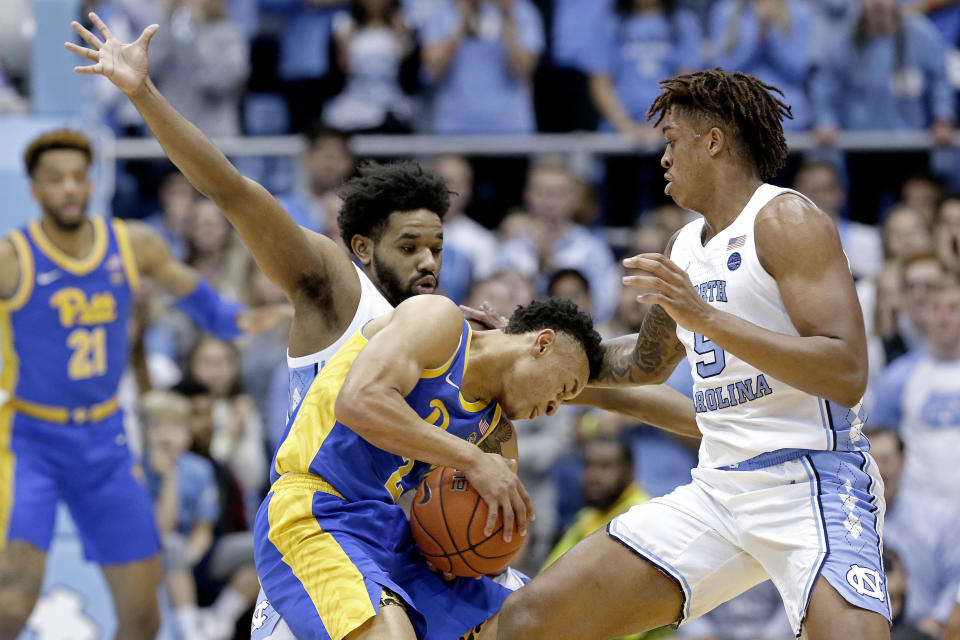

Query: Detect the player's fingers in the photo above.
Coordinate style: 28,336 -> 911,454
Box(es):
137,23 -> 160,48
74,63 -> 104,75
509,489 -> 527,538
483,498 -> 500,538
500,498 -> 515,544
88,12 -> 115,41
64,41 -> 99,61
71,21 -> 103,49
518,480 -> 535,522
621,275 -> 666,291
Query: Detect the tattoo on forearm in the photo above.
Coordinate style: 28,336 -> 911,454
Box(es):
594,305 -> 685,385
478,421 -> 513,455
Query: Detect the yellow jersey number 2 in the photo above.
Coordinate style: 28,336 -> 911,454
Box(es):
384,399 -> 450,501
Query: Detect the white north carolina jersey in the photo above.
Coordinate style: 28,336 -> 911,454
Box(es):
285,263 -> 393,417
670,183 -> 867,468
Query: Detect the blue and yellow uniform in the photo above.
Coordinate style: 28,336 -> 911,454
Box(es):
0,217 -> 159,563
254,319 -> 512,640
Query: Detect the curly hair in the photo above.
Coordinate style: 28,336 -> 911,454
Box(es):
23,128 -> 93,176
504,298 -> 604,380
337,160 -> 450,249
647,68 -> 793,181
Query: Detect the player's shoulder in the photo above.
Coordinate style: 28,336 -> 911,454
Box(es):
755,192 -> 840,251
395,294 -> 462,325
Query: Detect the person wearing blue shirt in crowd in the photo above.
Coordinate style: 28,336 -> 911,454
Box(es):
870,428 -> 960,638
811,0 -> 954,139
421,0 -> 544,134
142,390 -> 221,640
709,0 -> 814,130
259,0 -> 347,133
585,0 -> 702,224
871,273 -> 960,512
586,0 -> 702,141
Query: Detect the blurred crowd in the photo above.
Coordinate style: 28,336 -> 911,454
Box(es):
5,0 -> 960,638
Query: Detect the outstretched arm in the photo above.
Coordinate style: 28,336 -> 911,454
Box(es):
65,14 -> 355,309
570,385 -> 699,439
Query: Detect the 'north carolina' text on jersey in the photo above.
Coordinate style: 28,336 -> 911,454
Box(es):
670,184 -> 867,468
272,319 -> 501,503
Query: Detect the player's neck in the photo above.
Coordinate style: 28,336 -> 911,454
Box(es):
696,175 -> 763,244
458,330 -> 505,405
39,216 -> 95,259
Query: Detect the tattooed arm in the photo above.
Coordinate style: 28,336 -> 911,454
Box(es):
592,306 -> 687,387
478,413 -> 518,464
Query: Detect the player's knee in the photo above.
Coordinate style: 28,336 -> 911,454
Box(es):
0,561 -> 43,637
115,596 -> 161,640
496,587 -> 549,640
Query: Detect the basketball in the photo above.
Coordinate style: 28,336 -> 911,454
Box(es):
410,467 -> 523,578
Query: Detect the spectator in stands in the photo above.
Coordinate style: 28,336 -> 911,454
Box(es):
0,52 -> 26,113
184,198 -> 251,300
433,154 -> 499,281
947,593 -> 960,640
145,170 -> 197,260
149,0 -> 250,137
322,0 -> 416,132
142,391 -> 219,640
812,0 -> 954,140
185,336 -> 267,517
278,125 -> 356,233
548,268 -> 593,315
421,0 -> 544,134
901,174 -> 943,224
541,435 -> 650,574
882,548 -> 937,640
895,253 -> 946,354
871,273 -> 960,511
260,0 -> 347,133
710,0 -> 813,130
883,204 -> 934,263
811,0 -> 955,220
873,262 -> 906,365
586,0 -> 702,224
935,195 -> 960,272
870,428 -> 960,638
587,0 -> 701,142
531,0 -> 610,132
793,161 -> 883,281
497,159 -> 620,321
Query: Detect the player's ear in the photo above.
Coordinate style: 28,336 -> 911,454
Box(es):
531,329 -> 556,357
351,235 -> 374,266
708,127 -> 724,157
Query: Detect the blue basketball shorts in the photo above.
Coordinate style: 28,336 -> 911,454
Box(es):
253,473 -> 512,640
1,408 -> 160,564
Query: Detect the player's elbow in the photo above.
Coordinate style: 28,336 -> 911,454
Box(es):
830,361 -> 868,408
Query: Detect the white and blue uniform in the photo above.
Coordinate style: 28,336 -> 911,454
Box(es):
608,184 -> 889,638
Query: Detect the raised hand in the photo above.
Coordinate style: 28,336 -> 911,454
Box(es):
64,12 -> 159,95
621,253 -> 715,333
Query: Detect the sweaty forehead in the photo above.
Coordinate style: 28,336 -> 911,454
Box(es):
382,209 -> 443,240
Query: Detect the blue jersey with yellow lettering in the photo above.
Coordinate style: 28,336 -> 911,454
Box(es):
1,217 -> 138,407
272,319 -> 501,503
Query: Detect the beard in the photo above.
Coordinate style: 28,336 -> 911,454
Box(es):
372,253 -> 438,307
46,204 -> 87,231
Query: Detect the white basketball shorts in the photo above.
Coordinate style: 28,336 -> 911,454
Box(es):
607,449 -> 891,638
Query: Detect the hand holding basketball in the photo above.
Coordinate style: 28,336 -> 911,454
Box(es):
462,452 -> 532,542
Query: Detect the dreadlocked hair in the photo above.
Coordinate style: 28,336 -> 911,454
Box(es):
647,68 -> 793,181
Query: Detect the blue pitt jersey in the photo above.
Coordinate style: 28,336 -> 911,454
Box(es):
0,217 -> 138,407
272,319 -> 502,503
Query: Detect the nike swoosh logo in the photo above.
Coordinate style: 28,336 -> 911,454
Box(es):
37,270 -> 62,286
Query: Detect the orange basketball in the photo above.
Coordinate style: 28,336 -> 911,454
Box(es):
410,467 -> 523,578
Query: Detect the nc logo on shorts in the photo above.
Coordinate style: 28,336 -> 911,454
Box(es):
846,564 -> 885,601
